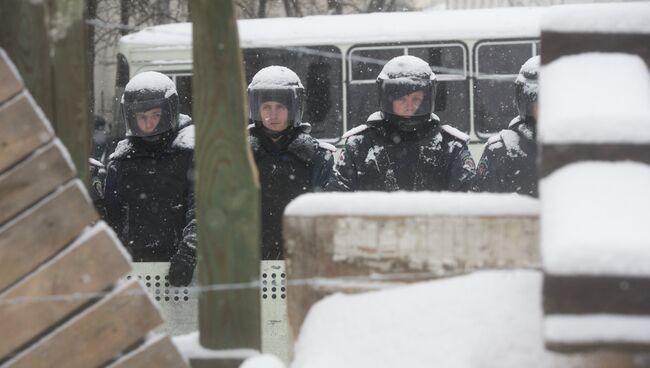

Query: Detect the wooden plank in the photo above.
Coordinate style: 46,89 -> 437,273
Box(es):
4,280 -> 163,368
0,180 -> 98,292
0,91 -> 54,174
0,48 -> 24,103
541,31 -> 650,68
0,222 -> 131,359
192,0 -> 261,351
0,0 -> 55,122
540,144 -> 650,178
0,139 -> 76,226
49,0 -> 91,185
106,335 -> 187,368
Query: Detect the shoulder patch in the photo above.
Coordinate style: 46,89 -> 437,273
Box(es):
317,141 -> 337,152
342,124 -> 370,140
441,125 -> 470,143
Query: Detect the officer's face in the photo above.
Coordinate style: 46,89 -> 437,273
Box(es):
392,90 -> 424,118
135,107 -> 162,134
259,101 -> 289,132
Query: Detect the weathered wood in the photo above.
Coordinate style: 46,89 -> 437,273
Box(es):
0,139 -> 76,226
0,223 -> 131,359
192,0 -> 261,351
0,180 -> 98,292
49,0 -> 91,184
541,31 -> 650,68
544,275 -> 650,315
284,214 -> 540,336
0,91 -> 54,173
540,144 -> 650,178
0,48 -> 23,103
4,280 -> 163,368
106,335 -> 187,368
0,0 -> 55,121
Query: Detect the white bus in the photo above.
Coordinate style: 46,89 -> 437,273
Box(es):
115,6 -> 545,157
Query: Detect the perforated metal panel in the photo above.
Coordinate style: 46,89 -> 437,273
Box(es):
125,262 -> 198,336
261,260 -> 292,364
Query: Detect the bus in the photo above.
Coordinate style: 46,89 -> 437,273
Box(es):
114,6 -> 545,158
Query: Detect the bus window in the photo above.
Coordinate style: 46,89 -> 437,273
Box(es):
175,75 -> 192,116
347,47 -> 403,129
243,46 -> 343,140
408,45 -> 469,133
474,41 -> 536,137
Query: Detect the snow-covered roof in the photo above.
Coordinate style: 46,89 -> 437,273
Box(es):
285,192 -> 539,217
292,270 -> 598,368
542,2 -> 650,34
539,52 -> 650,144
119,7 -> 545,51
540,161 -> 650,277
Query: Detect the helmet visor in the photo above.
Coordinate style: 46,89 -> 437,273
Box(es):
248,88 -> 303,126
124,98 -> 173,137
379,78 -> 433,118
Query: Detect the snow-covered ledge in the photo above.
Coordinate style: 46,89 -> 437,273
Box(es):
283,191 -> 539,335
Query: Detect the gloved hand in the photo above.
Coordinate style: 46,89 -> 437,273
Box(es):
168,253 -> 195,287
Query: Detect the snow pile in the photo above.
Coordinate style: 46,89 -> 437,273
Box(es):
545,315 -> 650,346
542,2 -> 650,34
285,191 -> 538,217
241,354 -> 286,368
248,66 -> 303,89
292,270 -> 593,368
539,53 -> 650,144
123,71 -> 176,98
540,161 -> 650,276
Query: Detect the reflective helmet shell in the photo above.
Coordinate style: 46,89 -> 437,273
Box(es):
121,71 -> 179,138
514,56 -> 540,121
247,66 -> 305,128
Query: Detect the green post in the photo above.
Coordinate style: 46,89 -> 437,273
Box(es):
192,0 -> 261,365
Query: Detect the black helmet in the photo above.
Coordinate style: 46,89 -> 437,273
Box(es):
514,56 -> 540,121
121,71 -> 179,138
377,55 -> 437,129
248,66 -> 305,129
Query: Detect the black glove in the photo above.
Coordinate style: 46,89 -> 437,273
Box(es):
168,253 -> 195,287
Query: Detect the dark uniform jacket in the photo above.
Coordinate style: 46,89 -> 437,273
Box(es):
104,115 -> 196,263
476,116 -> 538,197
326,112 -> 476,192
249,124 -> 335,260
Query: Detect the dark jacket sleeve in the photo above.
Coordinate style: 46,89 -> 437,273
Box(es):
447,142 -> 478,192
174,159 -> 197,265
324,141 -> 358,192
312,148 -> 336,191
102,160 -> 123,235
476,141 -> 504,193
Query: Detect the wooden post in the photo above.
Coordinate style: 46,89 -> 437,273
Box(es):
192,0 -> 261,360
0,0 -> 90,184
49,0 -> 91,185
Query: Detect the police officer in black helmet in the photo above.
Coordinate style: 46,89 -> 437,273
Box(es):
248,66 -> 335,260
327,55 -> 476,192
103,71 -> 197,286
477,56 -> 540,197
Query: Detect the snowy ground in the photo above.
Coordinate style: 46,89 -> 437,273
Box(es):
291,270 -> 638,368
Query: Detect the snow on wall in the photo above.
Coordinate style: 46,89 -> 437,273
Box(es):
539,52 -> 650,144
542,2 -> 650,34
540,161 -> 650,276
292,270 -> 602,368
545,314 -> 650,346
284,192 -> 539,217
